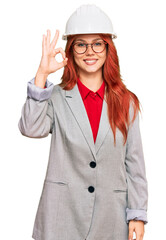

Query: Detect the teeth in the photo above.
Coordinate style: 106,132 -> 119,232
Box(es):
85,60 -> 97,63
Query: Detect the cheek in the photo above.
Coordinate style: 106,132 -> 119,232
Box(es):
98,51 -> 107,65
102,52 -> 107,61
99,56 -> 106,65
73,55 -> 83,65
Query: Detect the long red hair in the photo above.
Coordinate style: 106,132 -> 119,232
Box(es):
59,34 -> 141,146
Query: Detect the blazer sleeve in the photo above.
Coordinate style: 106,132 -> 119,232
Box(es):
18,77 -> 54,138
125,102 -> 148,224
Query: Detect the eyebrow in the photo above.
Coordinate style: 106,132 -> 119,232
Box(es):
74,38 -> 102,42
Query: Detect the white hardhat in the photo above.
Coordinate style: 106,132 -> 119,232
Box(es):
62,4 -> 117,40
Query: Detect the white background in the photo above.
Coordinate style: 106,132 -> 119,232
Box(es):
0,0 -> 165,239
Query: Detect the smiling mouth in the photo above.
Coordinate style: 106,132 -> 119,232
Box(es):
84,59 -> 98,65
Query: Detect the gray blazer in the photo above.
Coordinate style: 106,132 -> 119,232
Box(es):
18,77 -> 148,240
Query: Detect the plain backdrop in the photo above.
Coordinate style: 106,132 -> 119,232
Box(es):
0,0 -> 165,239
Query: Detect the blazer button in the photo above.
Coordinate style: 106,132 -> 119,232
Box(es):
89,161 -> 96,168
88,186 -> 95,193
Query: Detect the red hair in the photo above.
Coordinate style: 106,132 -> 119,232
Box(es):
59,34 -> 141,146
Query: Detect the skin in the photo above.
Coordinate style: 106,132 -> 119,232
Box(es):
128,220 -> 145,240
35,29 -> 145,240
72,34 -> 106,92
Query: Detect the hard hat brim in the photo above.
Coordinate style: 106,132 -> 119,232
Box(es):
62,32 -> 117,40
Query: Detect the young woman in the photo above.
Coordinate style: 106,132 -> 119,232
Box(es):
18,4 -> 148,240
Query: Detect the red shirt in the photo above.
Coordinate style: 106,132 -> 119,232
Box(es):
77,77 -> 105,143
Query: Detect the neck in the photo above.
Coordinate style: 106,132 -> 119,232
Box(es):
78,70 -> 104,92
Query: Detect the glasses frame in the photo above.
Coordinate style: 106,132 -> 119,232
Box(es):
72,40 -> 108,54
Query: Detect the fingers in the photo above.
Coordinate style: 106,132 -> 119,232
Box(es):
128,226 -> 134,240
53,47 -> 67,60
42,30 -> 50,56
42,34 -> 46,56
57,58 -> 68,69
46,29 -> 51,48
53,47 -> 68,69
135,230 -> 144,240
42,29 -> 58,55
128,221 -> 144,240
50,29 -> 59,50
128,227 -> 139,240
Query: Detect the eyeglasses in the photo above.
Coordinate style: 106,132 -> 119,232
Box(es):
72,40 -> 108,54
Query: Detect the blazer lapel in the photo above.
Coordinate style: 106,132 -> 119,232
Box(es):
94,96 -> 111,155
64,83 -> 110,161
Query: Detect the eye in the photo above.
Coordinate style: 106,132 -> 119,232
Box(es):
94,42 -> 102,46
76,43 -> 86,47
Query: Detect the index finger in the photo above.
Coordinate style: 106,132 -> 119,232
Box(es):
50,30 -> 59,50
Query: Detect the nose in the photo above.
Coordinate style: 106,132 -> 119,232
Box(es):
86,44 -> 94,55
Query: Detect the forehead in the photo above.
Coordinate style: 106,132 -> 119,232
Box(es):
74,34 -> 101,41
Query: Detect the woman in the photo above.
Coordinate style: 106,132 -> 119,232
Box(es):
18,4 -> 148,240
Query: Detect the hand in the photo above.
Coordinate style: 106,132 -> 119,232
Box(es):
38,29 -> 68,75
128,220 -> 145,240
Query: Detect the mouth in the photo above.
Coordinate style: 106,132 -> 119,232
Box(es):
83,59 -> 98,65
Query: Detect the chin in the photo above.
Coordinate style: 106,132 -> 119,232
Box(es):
81,64 -> 101,71
82,68 -> 100,74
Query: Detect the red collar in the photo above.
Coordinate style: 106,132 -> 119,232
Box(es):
77,77 -> 105,100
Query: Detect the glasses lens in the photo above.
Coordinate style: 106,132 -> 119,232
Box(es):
74,42 -> 86,54
93,41 -> 105,53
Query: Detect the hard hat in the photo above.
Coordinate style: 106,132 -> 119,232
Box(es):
62,4 -> 117,40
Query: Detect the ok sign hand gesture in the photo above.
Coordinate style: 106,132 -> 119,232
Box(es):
35,29 -> 68,88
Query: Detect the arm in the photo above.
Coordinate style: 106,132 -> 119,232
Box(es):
18,29 -> 68,138
18,77 -> 54,138
125,102 -> 148,224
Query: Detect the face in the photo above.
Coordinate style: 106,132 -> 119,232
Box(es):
72,34 -> 107,75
